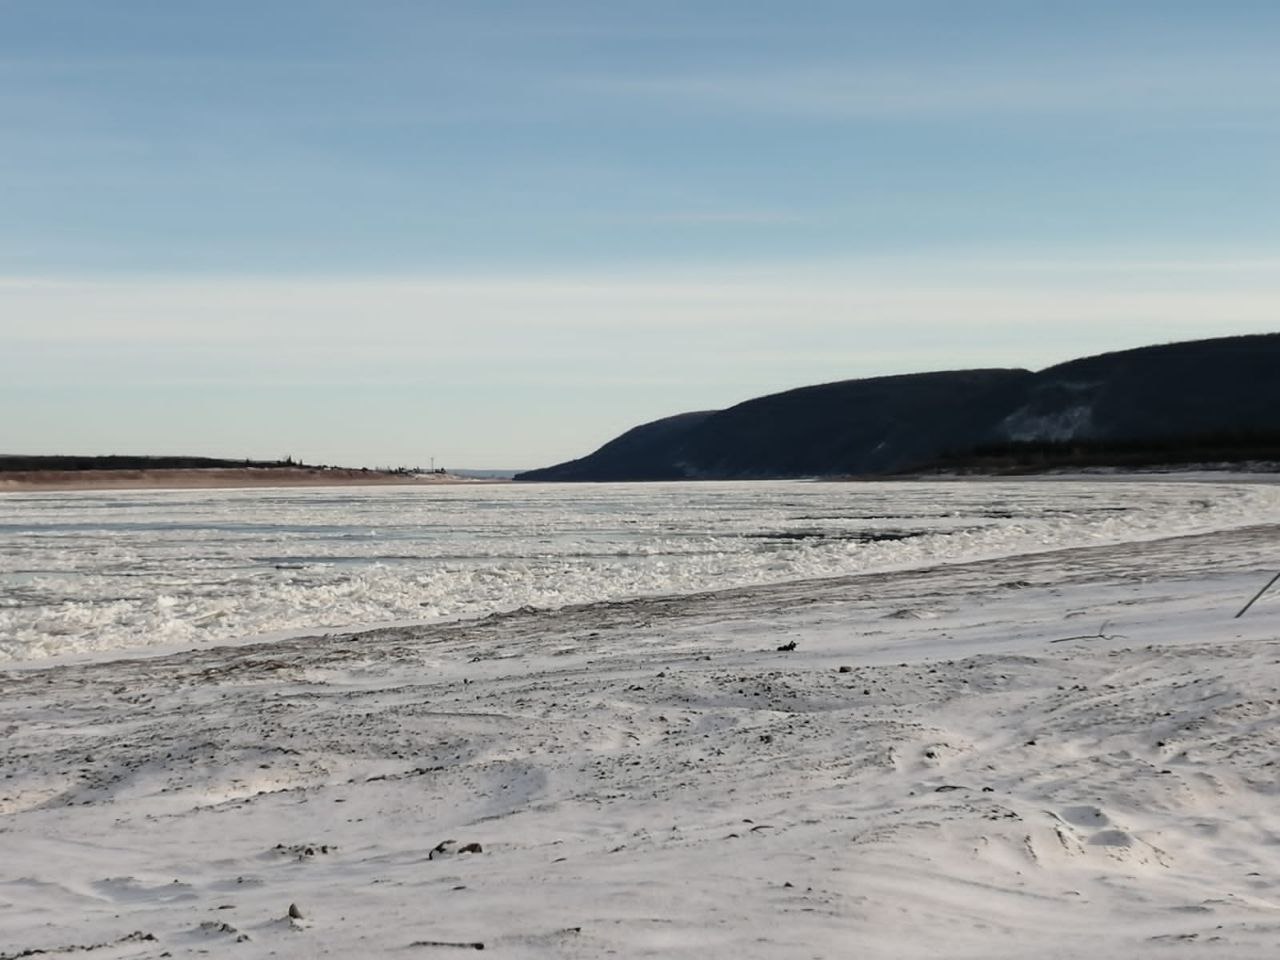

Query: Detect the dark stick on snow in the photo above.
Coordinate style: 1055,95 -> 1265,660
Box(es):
1234,571 -> 1280,619
1049,621 -> 1124,644
409,940 -> 485,950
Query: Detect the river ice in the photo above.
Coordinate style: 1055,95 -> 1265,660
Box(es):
4,478 -> 1280,661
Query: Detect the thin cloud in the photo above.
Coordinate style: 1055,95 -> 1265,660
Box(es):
598,51 -> 1279,119
614,210 -> 809,226
5,257 -> 1279,350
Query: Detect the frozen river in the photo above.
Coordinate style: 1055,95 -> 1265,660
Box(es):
3,477 -> 1279,661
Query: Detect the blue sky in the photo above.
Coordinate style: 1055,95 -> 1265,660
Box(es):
3,1 -> 1278,468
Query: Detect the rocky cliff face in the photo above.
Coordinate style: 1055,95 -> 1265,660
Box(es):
516,333 -> 1280,481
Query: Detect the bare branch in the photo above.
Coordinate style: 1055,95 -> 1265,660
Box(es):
1049,620 -> 1126,644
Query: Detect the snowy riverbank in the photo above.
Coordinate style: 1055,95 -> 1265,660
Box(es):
3,520 -> 1279,958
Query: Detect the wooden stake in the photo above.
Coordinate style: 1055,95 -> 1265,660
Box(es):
1235,571 -> 1280,619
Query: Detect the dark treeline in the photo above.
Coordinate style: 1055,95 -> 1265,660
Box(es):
915,431 -> 1280,475
0,455 -> 310,472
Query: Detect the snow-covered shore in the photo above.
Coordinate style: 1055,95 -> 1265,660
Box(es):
3,522 -> 1279,958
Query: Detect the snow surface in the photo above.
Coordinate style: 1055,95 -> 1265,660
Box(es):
3,483 -> 1280,958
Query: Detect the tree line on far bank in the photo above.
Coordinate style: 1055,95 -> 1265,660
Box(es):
0,454 -> 309,472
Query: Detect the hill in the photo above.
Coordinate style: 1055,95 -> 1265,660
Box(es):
516,333 -> 1280,480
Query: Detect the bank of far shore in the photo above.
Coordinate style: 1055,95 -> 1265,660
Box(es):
0,467 -> 505,493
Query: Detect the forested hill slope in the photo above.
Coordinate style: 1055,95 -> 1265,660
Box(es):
516,333 -> 1280,480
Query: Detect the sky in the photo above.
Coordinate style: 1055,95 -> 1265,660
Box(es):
3,1 -> 1279,469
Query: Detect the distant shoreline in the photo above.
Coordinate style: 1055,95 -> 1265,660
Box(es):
0,467 -> 503,493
